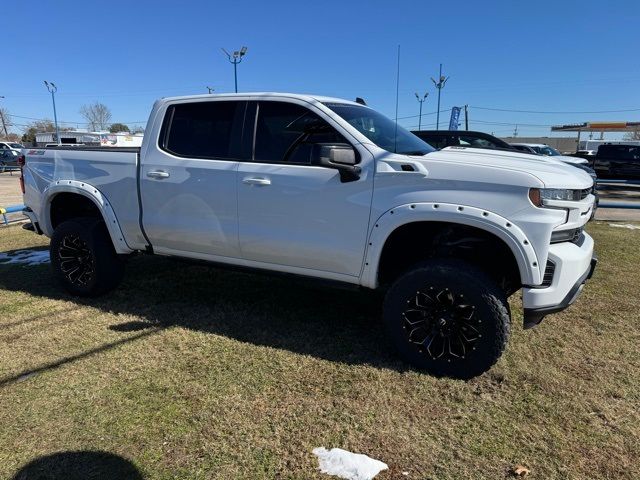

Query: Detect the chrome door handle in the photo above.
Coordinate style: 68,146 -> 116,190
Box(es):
147,170 -> 170,179
242,177 -> 271,186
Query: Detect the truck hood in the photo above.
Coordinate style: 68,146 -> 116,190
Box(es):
415,146 -> 594,189
554,154 -> 588,165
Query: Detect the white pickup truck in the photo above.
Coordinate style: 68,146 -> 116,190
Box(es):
18,93 -> 597,378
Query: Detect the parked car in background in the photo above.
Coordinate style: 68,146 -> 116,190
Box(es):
0,149 -> 20,168
0,141 -> 24,152
412,130 -> 515,151
511,144 -> 537,155
568,150 -> 597,164
510,143 -> 588,165
593,144 -> 640,179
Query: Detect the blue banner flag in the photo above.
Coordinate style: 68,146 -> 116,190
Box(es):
449,107 -> 461,130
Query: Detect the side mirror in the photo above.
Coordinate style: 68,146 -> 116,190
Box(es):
311,143 -> 361,182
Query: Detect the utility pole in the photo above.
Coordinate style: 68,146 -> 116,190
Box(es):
431,64 -> 449,130
394,45 -> 400,153
414,92 -> 429,130
513,125 -> 518,137
221,46 -> 248,93
206,86 -> 215,94
464,104 -> 469,130
0,96 -> 8,138
44,81 -> 61,145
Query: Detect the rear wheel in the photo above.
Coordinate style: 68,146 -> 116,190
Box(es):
50,217 -> 124,296
383,259 -> 510,379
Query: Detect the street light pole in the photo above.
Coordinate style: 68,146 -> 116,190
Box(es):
431,64 -> 449,130
44,81 -> 61,145
414,92 -> 429,130
206,86 -> 215,94
221,46 -> 248,93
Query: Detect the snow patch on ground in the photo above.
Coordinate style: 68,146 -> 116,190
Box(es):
313,447 -> 388,480
609,223 -> 640,230
0,249 -> 50,265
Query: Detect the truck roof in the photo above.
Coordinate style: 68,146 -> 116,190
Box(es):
157,92 -> 362,106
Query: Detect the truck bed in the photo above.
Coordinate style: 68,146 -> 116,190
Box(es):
23,146 -> 145,250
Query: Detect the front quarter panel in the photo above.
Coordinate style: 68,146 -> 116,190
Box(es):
360,202 -> 542,289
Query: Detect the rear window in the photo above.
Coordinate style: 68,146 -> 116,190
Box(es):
599,145 -> 640,161
412,133 -> 447,149
161,101 -> 242,159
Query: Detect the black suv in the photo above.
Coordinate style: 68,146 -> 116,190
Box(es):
411,130 -> 515,151
593,144 -> 640,179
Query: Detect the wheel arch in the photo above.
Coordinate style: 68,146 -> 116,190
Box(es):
42,181 -> 133,254
360,202 -> 541,289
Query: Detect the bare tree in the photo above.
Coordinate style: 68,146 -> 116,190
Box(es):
79,102 -> 112,131
0,107 -> 12,139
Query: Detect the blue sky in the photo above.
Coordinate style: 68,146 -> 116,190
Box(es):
3,0 -> 640,137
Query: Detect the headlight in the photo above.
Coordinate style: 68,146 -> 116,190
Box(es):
529,188 -> 585,207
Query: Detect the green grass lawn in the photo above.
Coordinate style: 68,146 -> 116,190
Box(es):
0,222 -> 638,479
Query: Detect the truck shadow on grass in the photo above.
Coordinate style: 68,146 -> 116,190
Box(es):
0,252 -> 406,385
11,450 -> 143,480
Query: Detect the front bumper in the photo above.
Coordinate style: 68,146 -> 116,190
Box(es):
522,232 -> 596,328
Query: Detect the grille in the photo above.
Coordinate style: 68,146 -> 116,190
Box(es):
579,188 -> 591,200
542,261 -> 555,287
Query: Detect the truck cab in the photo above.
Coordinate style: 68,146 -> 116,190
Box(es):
20,93 -> 597,378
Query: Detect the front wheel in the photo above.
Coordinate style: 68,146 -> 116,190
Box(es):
383,259 -> 510,379
50,217 -> 124,296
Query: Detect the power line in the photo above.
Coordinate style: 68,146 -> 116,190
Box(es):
471,106 -> 640,114
8,113 -> 147,126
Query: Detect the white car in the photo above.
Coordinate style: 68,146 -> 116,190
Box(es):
510,143 -> 588,165
19,93 -> 597,378
0,141 -> 25,152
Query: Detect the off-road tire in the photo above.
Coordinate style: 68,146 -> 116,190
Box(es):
50,217 -> 124,297
383,259 -> 510,379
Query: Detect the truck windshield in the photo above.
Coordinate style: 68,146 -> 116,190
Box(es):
324,103 -> 435,155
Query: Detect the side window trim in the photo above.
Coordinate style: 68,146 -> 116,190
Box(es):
252,102 -> 259,161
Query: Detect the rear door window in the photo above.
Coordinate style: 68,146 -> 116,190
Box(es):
162,101 -> 244,159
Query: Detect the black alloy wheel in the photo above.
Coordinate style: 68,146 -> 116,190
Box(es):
402,286 -> 480,361
57,233 -> 96,287
383,259 -> 510,379
50,217 -> 124,296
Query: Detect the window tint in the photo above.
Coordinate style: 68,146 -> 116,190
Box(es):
254,102 -> 346,164
414,134 -> 446,149
458,136 -> 496,148
600,145 -> 640,160
164,101 -> 241,159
